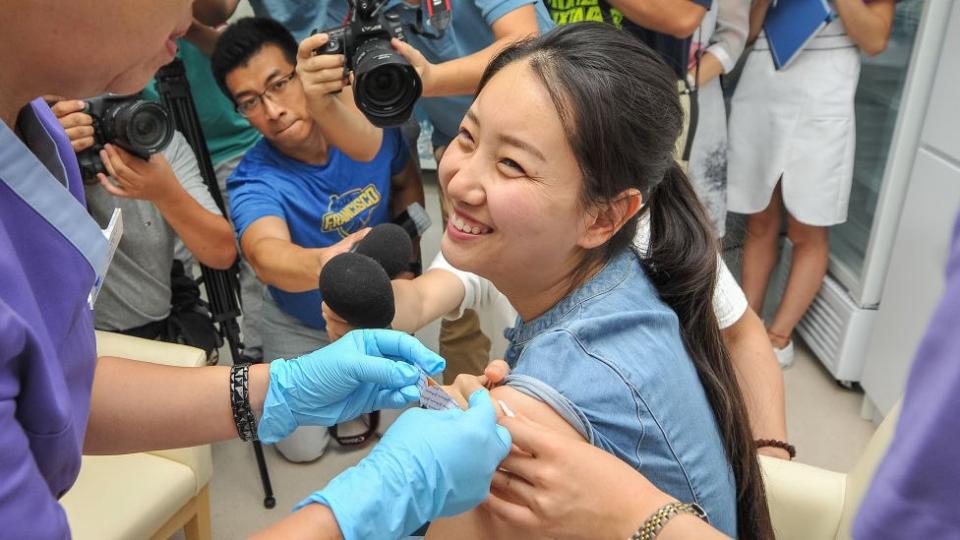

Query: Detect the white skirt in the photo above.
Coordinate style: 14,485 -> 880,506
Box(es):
727,38 -> 861,226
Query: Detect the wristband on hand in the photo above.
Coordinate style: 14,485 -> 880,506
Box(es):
230,363 -> 258,442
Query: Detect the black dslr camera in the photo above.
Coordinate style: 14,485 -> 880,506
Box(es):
314,0 -> 422,128
76,94 -> 175,182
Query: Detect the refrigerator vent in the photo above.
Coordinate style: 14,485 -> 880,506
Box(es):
796,274 -> 877,383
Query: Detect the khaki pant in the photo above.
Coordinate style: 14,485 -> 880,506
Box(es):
440,310 -> 492,380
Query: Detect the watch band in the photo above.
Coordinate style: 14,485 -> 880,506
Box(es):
630,501 -> 707,540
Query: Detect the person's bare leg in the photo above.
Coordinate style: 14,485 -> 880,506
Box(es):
740,183 -> 784,315
766,215 -> 830,348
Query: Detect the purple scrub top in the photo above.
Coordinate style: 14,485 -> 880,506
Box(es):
0,99 -> 107,537
853,212 -> 960,538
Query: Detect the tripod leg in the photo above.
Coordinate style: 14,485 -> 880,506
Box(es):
228,330 -> 276,508
252,440 -> 276,509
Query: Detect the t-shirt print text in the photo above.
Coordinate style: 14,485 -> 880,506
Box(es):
322,183 -> 383,237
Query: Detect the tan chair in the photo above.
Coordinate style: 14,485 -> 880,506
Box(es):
760,401 -> 901,540
61,331 -> 214,540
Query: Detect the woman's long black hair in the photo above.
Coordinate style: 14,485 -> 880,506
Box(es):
477,23 -> 773,539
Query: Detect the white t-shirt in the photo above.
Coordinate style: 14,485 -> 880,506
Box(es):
428,214 -> 748,359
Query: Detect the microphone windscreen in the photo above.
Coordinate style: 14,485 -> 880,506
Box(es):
319,252 -> 395,329
354,223 -> 412,278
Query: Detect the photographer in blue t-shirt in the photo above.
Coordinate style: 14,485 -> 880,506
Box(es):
211,17 -> 424,463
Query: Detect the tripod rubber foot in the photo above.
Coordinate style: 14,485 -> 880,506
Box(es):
264,496 -> 277,509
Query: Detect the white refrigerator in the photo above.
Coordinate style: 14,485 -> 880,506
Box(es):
796,0 -> 954,386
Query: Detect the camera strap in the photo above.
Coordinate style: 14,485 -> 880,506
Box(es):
424,0 -> 451,29
409,0 -> 451,39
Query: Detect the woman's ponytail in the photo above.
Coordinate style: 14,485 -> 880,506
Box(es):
644,164 -> 773,540
479,24 -> 774,538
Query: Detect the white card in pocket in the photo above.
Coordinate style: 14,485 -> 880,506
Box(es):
88,207 -> 123,309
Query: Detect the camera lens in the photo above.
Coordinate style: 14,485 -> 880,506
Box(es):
353,39 -> 422,128
113,101 -> 174,156
132,114 -> 160,143
125,103 -> 172,151
364,65 -> 404,107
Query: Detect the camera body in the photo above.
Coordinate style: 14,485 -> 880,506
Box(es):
76,94 -> 174,182
314,0 -> 422,128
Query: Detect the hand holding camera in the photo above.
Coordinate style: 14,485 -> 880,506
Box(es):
50,93 -> 174,184
312,0 -> 422,127
96,143 -> 179,203
48,98 -> 97,153
297,33 -> 352,117
390,37 -> 438,98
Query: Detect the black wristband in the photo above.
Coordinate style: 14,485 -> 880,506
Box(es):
230,364 -> 258,442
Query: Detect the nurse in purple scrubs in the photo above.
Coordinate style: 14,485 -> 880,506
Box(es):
0,2 -> 509,539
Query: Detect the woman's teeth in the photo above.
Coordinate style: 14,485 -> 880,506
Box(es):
451,214 -> 491,235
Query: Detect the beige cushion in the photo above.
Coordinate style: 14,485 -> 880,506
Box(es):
95,331 -> 206,368
760,400 -> 902,540
60,332 -> 214,539
761,456 -> 846,540
835,401 -> 901,540
61,454 -> 196,540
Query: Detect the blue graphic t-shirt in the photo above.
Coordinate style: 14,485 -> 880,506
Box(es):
227,128 -> 409,329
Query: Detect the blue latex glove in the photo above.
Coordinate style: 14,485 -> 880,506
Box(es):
258,329 -> 445,443
297,390 -> 512,540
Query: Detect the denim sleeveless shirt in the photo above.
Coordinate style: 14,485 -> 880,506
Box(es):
503,249 -> 737,535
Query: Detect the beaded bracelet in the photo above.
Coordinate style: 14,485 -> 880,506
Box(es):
755,438 -> 797,459
230,363 -> 258,442
631,502 -> 707,540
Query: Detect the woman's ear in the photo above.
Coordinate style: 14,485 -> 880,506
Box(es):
579,189 -> 643,249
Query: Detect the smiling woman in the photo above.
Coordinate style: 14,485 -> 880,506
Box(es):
425,23 -> 772,540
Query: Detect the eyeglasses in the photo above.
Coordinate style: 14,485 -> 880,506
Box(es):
234,71 -> 298,117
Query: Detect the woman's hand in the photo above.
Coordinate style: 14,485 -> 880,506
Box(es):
484,415 -> 729,540
440,359 -> 511,409
322,301 -> 356,341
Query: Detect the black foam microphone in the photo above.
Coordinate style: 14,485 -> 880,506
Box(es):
319,252 -> 395,329
352,223 -> 413,278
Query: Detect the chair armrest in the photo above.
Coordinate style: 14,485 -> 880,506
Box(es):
760,455 -> 847,540
151,446 -> 214,495
94,331 -> 213,493
95,330 -> 206,368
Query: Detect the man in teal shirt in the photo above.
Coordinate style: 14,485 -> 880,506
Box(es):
143,34 -> 261,187
142,31 -> 266,361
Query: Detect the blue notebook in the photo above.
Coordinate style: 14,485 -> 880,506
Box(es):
763,0 -> 836,70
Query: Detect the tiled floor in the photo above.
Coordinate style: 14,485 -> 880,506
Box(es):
199,175 -> 878,538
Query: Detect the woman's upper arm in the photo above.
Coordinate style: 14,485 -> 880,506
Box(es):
424,385 -> 587,540
489,385 -> 587,443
